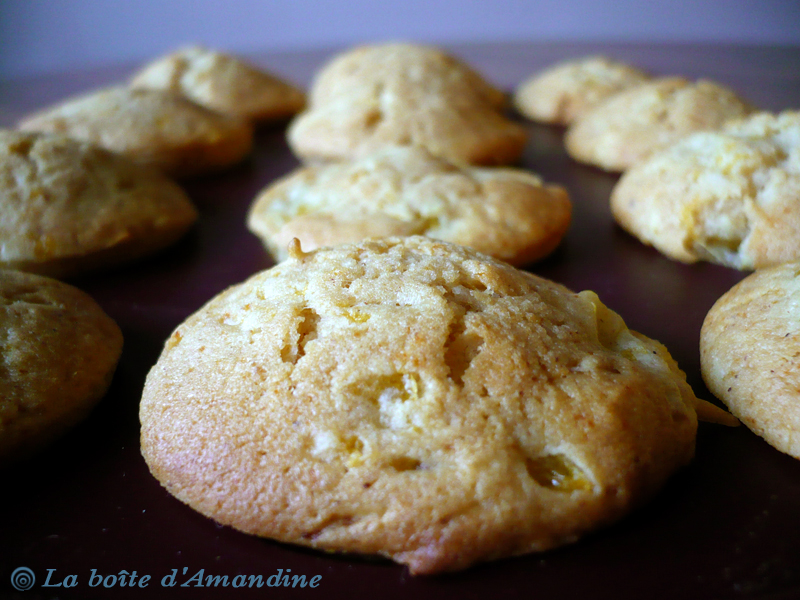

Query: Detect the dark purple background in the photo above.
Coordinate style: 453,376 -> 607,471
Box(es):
1,42 -> 799,600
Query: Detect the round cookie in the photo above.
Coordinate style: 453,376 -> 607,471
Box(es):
141,236 -> 703,574
18,86 -> 253,178
701,262 -> 800,459
564,77 -> 755,172
1,269 -> 123,466
513,56 -> 650,126
247,145 -> 571,265
610,111 -> 800,270
130,45 -> 306,123
0,130 -> 199,278
287,43 -> 527,166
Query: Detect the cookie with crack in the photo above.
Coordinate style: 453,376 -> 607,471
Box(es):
610,111 -> 800,270
18,86 -> 253,177
513,56 -> 650,126
565,77 -> 754,172
141,236 -> 712,574
287,43 -> 527,165
1,269 -> 123,466
247,145 -> 570,265
0,130 -> 198,278
130,45 -> 305,123
701,261 -> 800,459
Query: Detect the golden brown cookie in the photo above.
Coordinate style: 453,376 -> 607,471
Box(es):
130,45 -> 306,123
1,269 -> 123,466
247,145 -> 570,265
513,56 -> 650,126
0,130 -> 198,278
701,262 -> 800,459
610,111 -> 800,270
18,86 -> 253,177
287,43 -> 527,165
565,77 -> 755,172
141,236 -> 705,574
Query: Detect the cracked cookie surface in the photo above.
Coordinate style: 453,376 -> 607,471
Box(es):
140,236 -> 702,574
18,86 -> 253,178
247,145 -> 571,265
610,111 -> 800,269
0,130 -> 198,278
565,77 -> 754,172
513,55 -> 650,126
130,45 -> 305,123
287,43 -> 527,165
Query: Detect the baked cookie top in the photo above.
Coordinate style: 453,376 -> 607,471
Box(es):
18,86 -> 253,178
247,145 -> 571,265
1,269 -> 123,465
610,111 -> 800,270
513,56 -> 650,126
130,45 -> 306,123
287,43 -> 527,165
565,77 -> 755,172
141,236 -> 702,574
701,261 -> 800,459
0,130 -> 198,278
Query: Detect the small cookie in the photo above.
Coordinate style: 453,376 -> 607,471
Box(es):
701,262 -> 800,459
141,236 -> 702,574
565,77 -> 755,172
1,270 -> 123,466
247,145 -> 571,265
18,86 -> 253,177
0,130 -> 198,278
610,111 -> 800,270
513,56 -> 650,126
287,43 -> 527,165
130,45 -> 306,123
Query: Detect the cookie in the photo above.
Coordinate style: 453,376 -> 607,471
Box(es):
287,43 -> 527,165
1,269 -> 123,466
18,86 -> 253,177
247,145 -> 571,265
513,56 -> 650,126
130,45 -> 306,123
701,262 -> 800,459
565,77 -> 755,172
610,111 -> 800,270
0,130 -> 198,278
141,236 -> 705,574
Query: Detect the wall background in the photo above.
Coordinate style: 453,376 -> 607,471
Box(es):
1,0 -> 799,81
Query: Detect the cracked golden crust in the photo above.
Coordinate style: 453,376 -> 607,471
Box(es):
565,77 -> 755,172
0,130 -> 198,278
610,111 -> 800,270
141,236 -> 699,574
246,145 -> 571,265
0,270 -> 123,465
18,86 -> 254,178
130,45 -> 306,123
513,56 -> 650,126
701,262 -> 800,459
287,43 -> 527,165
